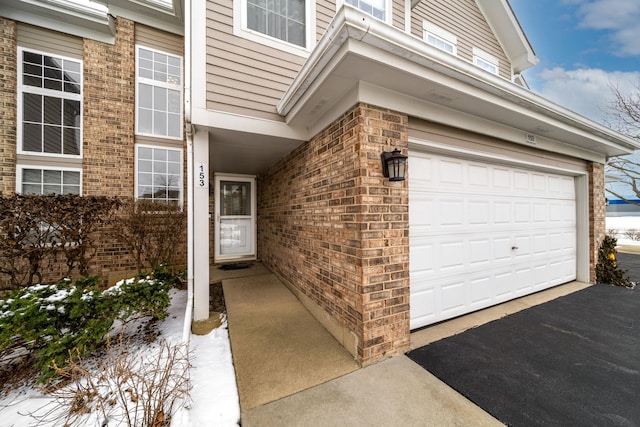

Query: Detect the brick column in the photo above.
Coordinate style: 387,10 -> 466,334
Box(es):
357,105 -> 410,364
83,18 -> 137,281
588,161 -> 605,282
0,18 -> 17,196
83,17 -> 135,198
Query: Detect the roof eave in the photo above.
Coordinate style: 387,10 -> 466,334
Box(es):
475,0 -> 538,74
0,0 -> 115,43
278,6 -> 640,159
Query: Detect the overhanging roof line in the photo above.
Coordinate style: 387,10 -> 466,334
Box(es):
278,6 -> 640,157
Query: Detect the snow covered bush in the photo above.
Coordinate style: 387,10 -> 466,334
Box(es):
0,272 -> 173,382
42,335 -> 191,427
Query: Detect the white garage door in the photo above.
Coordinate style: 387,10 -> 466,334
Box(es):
409,151 -> 576,329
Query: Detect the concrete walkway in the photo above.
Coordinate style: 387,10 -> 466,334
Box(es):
218,262 -> 591,426
223,273 -> 359,411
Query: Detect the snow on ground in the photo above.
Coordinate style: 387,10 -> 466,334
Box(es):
0,289 -> 241,426
607,216 -> 640,246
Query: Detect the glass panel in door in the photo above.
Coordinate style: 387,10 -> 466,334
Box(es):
219,180 -> 255,257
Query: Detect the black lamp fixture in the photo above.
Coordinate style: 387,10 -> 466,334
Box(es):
381,148 -> 408,182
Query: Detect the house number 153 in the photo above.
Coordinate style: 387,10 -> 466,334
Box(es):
196,163 -> 208,189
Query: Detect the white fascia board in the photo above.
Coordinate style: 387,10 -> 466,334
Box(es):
1,0 -> 115,43
191,107 -> 308,141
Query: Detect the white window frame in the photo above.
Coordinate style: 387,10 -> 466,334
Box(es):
473,47 -> 500,75
423,22 -> 457,56
135,46 -> 184,140
233,0 -> 315,57
17,47 -> 83,159
135,144 -> 184,206
337,0 -> 392,24
16,164 -> 82,195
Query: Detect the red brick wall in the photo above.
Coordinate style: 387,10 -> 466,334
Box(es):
0,18 -> 17,196
588,161 -> 605,282
258,103 -> 410,365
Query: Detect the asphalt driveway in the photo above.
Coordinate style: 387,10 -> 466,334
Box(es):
408,254 -> 640,427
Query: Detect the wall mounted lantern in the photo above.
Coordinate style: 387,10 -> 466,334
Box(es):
381,148 -> 408,182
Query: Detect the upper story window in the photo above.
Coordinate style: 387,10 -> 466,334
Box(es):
18,48 -> 82,157
423,22 -> 457,56
473,47 -> 499,75
345,0 -> 387,21
247,0 -> 305,47
136,46 -> 183,140
136,145 -> 183,205
235,0 -> 315,55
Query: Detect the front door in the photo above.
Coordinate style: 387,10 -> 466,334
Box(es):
214,174 -> 256,261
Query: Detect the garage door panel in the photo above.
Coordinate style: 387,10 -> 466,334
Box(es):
470,277 -> 492,306
469,164 -> 489,185
440,200 -> 465,225
410,243 -> 435,272
441,241 -> 466,270
410,151 -> 577,329
441,280 -> 466,313
469,201 -> 490,224
469,239 -> 490,265
440,160 -> 465,184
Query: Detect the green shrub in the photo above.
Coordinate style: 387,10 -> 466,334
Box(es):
0,271 -> 176,382
595,235 -> 633,287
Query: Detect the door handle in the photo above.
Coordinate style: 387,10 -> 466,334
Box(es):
511,246 -> 519,250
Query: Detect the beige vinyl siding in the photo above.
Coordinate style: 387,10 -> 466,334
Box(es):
17,154 -> 82,169
392,0 -> 405,30
135,25 -> 183,56
409,118 -> 588,172
411,0 -> 511,79
17,23 -> 82,59
206,0 -> 306,121
316,0 -> 335,41
135,135 -> 184,149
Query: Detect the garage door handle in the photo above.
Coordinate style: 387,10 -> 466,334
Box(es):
512,246 -> 519,250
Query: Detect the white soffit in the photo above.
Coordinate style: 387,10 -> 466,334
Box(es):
278,6 -> 640,159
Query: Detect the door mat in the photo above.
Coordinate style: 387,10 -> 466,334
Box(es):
218,263 -> 252,271
407,284 -> 640,426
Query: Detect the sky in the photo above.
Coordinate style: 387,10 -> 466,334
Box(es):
510,0 -> 640,124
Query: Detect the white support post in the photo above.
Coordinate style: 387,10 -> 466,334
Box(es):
193,130 -> 210,321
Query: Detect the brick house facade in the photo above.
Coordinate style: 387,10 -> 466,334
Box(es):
0,14 -> 186,287
2,0 -> 637,370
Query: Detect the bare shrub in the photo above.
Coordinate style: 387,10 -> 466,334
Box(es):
48,195 -> 121,278
624,229 -> 640,241
114,199 -> 186,273
0,195 -> 120,290
33,332 -> 192,426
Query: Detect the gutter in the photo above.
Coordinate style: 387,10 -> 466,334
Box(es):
183,0 -> 193,343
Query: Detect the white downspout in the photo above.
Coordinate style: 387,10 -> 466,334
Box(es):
183,0 -> 194,342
